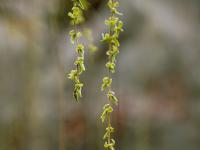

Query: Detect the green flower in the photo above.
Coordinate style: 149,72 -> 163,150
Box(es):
74,57 -> 85,74
101,104 -> 113,123
76,44 -> 85,55
104,139 -> 115,150
68,6 -> 84,25
106,62 -> 116,73
105,17 -> 119,26
73,83 -> 83,102
107,0 -> 122,15
102,33 -> 112,42
103,126 -> 114,139
107,91 -> 118,105
69,30 -> 82,44
68,70 -> 79,82
101,77 -> 112,91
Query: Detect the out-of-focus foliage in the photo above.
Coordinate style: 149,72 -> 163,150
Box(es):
0,0 -> 200,150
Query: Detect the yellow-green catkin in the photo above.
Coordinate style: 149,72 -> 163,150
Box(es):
68,0 -> 86,102
100,0 -> 123,149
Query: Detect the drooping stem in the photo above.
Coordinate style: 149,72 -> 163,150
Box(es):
68,0 -> 86,102
101,0 -> 124,150
106,4 -> 115,147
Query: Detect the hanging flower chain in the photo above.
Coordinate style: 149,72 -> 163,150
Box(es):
68,0 -> 86,102
101,0 -> 123,150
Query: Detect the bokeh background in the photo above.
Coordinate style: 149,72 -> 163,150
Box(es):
0,0 -> 200,150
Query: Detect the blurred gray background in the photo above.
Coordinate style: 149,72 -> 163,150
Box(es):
0,0 -> 200,150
